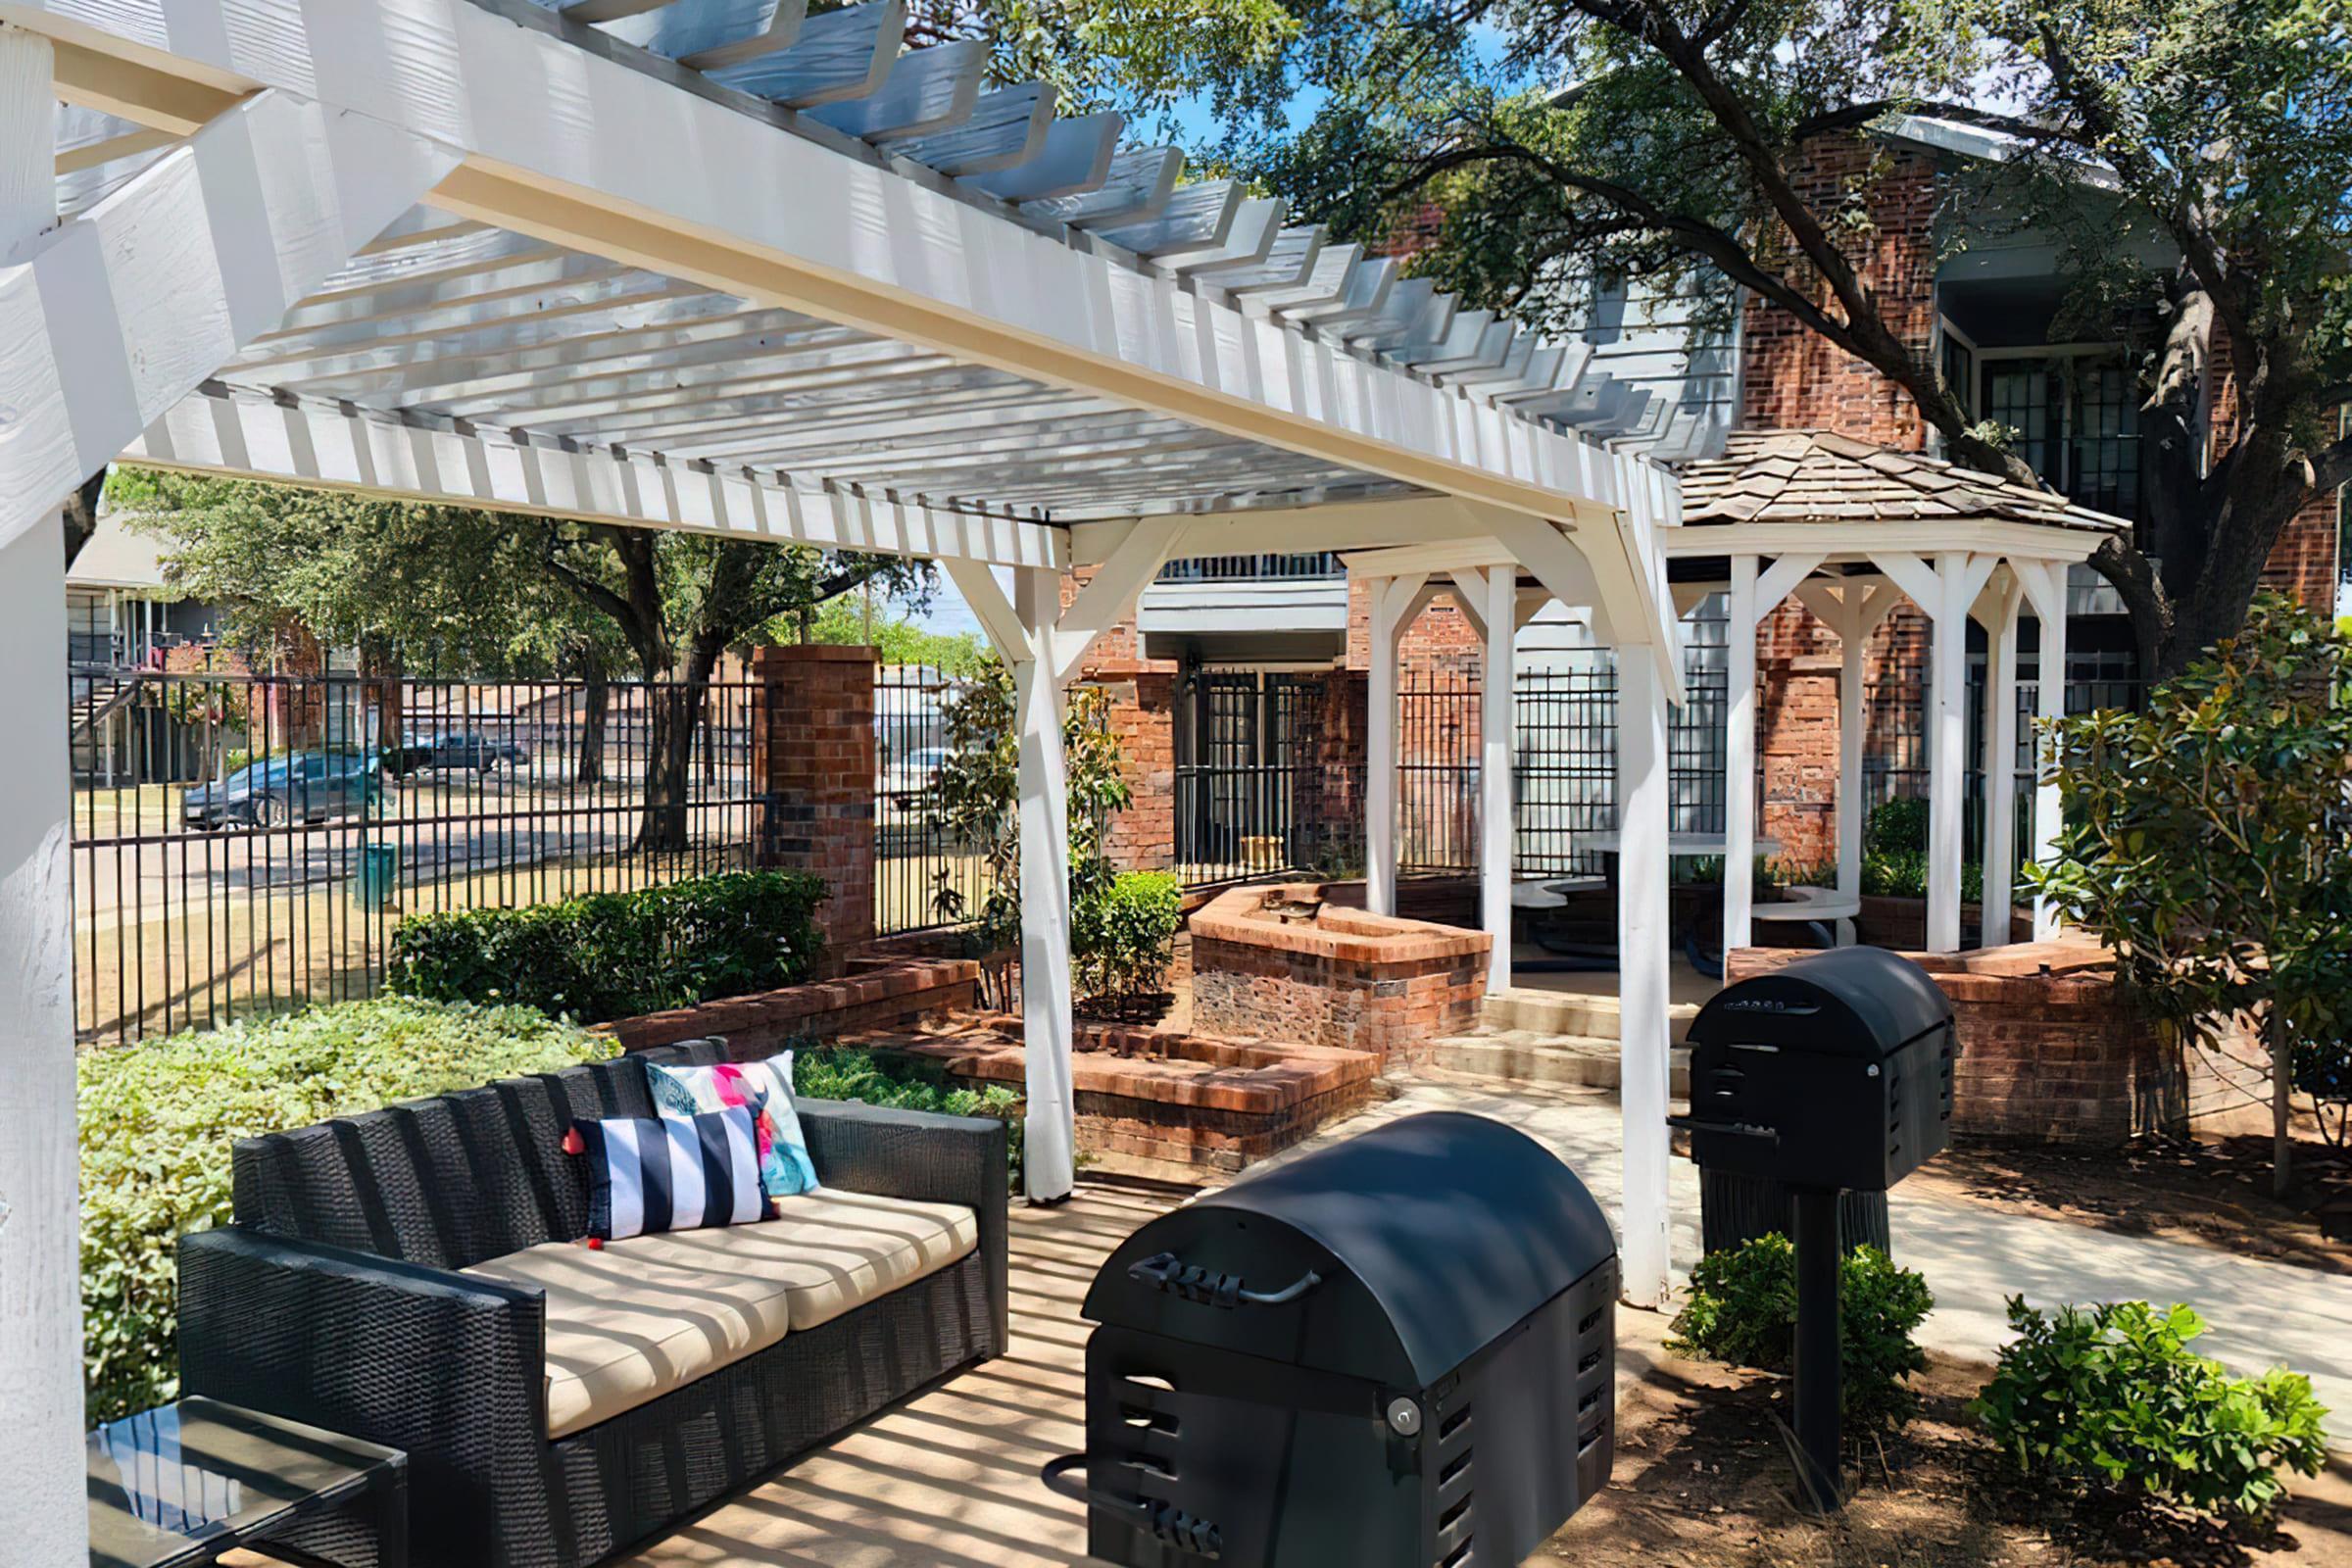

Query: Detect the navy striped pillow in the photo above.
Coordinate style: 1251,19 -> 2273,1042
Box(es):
573,1104 -> 768,1242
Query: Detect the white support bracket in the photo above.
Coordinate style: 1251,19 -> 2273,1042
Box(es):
0,86 -> 462,553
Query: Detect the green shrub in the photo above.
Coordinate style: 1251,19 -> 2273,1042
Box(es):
1868,796 -> 1931,855
1859,848 -> 1984,905
387,870 -> 826,1023
1074,869 -> 1182,1010
1972,1298 -> 2329,1520
80,998 -> 609,1424
793,1048 -> 1024,1185
1668,1233 -> 1934,1429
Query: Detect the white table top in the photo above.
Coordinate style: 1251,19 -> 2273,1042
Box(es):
1579,831 -> 1783,858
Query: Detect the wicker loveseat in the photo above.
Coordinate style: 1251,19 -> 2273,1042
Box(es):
176,1041 -> 1008,1568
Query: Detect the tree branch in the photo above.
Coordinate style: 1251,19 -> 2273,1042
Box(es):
2313,430 -> 2352,498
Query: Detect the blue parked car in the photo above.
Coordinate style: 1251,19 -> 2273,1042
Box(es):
182,750 -> 381,831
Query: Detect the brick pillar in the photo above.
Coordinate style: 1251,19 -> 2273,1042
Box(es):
1092,672 -> 1177,871
752,644 -> 876,972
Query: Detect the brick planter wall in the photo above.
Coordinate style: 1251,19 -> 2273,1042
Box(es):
839,1017 -> 1382,1181
601,956 -> 977,1057
1190,883 -> 1490,1060
1727,939 -> 2187,1145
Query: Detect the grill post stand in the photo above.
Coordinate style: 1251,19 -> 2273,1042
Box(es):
1790,1184 -> 1845,1513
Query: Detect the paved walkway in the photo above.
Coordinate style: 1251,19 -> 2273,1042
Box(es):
1267,1074 -> 2352,1445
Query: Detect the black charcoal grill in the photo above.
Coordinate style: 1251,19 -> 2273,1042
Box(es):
1046,1112 -> 1615,1567
1674,946 -> 1956,1511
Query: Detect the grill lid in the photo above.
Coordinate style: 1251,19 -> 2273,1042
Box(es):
1687,946 -> 1952,1056
1083,1112 -> 1614,1388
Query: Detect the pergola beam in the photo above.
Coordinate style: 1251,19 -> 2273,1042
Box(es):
129,386 -> 1067,568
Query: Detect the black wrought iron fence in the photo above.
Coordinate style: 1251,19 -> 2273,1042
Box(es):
70,668 -> 762,1046
873,662 -> 996,936
1861,652 -> 2140,866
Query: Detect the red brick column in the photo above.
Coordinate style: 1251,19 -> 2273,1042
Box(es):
752,644 -> 876,972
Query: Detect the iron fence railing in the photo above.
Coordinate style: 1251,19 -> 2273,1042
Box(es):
1154,553 -> 1345,583
873,663 -> 996,937
70,669 -> 762,1046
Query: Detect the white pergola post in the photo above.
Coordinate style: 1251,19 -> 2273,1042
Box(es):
1836,594 -> 1871,902
1979,574 -> 2024,950
1364,572 -> 1426,916
1615,647 -> 1674,1309
1011,567 -> 1076,1202
2017,563 -> 2070,941
0,25 -> 87,1563
1723,555 -> 1758,953
1478,564 -> 1516,994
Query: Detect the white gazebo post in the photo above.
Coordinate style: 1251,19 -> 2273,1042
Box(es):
1722,552 -> 1824,952
1475,564 -> 1516,994
0,25 -> 87,1561
2016,563 -> 2071,941
1723,555 -> 1759,952
1978,572 -> 2024,949
1364,571 -> 1427,916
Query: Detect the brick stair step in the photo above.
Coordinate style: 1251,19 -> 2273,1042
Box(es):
1479,987 -> 1702,1041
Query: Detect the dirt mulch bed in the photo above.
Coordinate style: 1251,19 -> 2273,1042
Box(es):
1904,1134 -> 2352,1276
1545,1311 -> 2352,1568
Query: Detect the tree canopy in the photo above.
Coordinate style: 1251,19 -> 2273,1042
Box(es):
1142,0 -> 2352,674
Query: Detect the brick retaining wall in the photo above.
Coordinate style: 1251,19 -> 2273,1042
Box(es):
602,956 -> 978,1056
1727,938 -> 2187,1145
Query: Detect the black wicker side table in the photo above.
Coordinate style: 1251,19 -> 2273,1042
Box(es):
87,1396 -> 408,1568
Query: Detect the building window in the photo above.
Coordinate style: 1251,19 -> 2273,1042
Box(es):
1981,355 -> 2141,521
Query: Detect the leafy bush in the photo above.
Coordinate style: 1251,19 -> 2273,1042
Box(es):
1074,869 -> 1182,1011
1868,796 -> 1931,855
1859,847 -> 1984,905
387,870 -> 826,1023
1668,1233 -> 1935,1429
1972,1298 -> 2328,1520
794,1047 -> 1024,1185
80,998 -> 609,1424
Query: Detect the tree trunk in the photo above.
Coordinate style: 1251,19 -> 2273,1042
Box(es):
2271,1010 -> 2296,1200
576,668 -> 609,785
362,642 -> 405,756
639,680 -> 706,854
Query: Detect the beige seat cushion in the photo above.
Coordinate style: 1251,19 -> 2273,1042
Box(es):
464,1190 -> 979,1439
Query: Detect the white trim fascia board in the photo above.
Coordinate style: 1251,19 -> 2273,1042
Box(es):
1656,519 -> 2117,562
4,0 -> 1670,642
1076,496 -> 1481,564
128,386 -> 1068,568
1343,538 -> 1514,577
0,84 -> 459,553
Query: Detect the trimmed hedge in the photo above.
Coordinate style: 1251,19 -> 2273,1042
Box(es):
794,1047 -> 1024,1185
81,998 -> 610,1423
1074,868 -> 1183,1011
387,870 -> 827,1023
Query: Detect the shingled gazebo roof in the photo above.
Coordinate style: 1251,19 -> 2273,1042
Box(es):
1677,430 -> 2132,533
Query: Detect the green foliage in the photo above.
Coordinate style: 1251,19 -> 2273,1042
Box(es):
1868,797 -> 1931,856
804,595 -> 992,675
1972,1298 -> 2329,1521
923,665 -> 1135,991
386,870 -> 826,1023
1668,1234 -> 1935,1430
79,998 -> 609,1423
1073,870 -> 1183,1011
793,1047 -> 1024,1185
2026,596 -> 2352,1183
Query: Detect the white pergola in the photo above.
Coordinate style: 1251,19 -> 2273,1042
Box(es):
0,1 -> 1694,1551
1664,432 -> 2131,957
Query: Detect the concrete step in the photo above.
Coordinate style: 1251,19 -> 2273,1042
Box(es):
1480,986 -> 1703,1042
1431,1029 -> 1691,1098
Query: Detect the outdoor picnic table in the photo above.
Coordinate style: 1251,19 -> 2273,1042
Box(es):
87,1396 -> 407,1568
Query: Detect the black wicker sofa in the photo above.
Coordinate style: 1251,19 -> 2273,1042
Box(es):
176,1040 -> 1008,1568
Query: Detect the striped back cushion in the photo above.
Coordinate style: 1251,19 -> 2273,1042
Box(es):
573,1104 -> 767,1242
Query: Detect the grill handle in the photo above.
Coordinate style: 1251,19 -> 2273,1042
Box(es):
1665,1114 -> 1781,1143
1126,1250 -> 1323,1308
1040,1453 -> 1223,1559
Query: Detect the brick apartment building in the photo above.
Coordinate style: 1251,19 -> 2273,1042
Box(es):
1068,117 -> 2345,886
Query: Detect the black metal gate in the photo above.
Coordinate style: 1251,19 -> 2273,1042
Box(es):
1173,669 -> 1313,880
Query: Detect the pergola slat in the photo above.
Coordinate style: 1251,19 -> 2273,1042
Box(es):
598,0 -> 808,70
806,37 -> 984,141
706,0 -> 903,106
962,111 -> 1122,204
892,82 -> 1055,177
